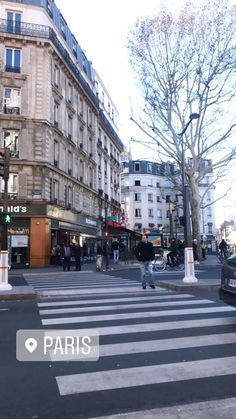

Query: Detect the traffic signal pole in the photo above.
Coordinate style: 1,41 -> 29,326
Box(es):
0,147 -> 11,290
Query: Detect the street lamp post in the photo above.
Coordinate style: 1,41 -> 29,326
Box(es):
179,113 -> 200,282
179,113 -> 200,246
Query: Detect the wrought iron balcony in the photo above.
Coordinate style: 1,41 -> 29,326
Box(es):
0,18 -> 50,38
3,106 -> 20,115
5,65 -> 21,73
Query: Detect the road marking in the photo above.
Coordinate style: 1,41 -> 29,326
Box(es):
42,305 -> 235,325
38,291 -> 177,307
57,332 -> 236,360
95,397 -> 236,418
39,299 -> 214,315
56,356 -> 236,395
84,316 -> 236,337
38,286 -> 154,296
29,281 -> 138,289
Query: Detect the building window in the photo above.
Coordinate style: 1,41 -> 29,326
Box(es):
53,101 -> 59,126
147,163 -> 152,173
54,141 -> 59,166
68,115 -> 72,138
3,130 -> 19,157
7,11 -> 21,34
148,193 -> 153,202
156,182 -> 160,187
134,180 -> 141,186
207,207 -> 212,217
53,64 -> 59,87
5,48 -> 21,73
134,162 -> 140,172
148,208 -> 153,218
207,191 -> 211,201
157,209 -> 162,218
156,195 -> 161,202
134,192 -> 141,202
68,151 -> 72,175
72,36 -> 78,58
135,208 -> 141,218
9,174 -> 18,194
60,15 -> 67,39
79,97 -> 83,116
208,222 -> 213,234
3,87 -> 20,114
68,83 -> 72,103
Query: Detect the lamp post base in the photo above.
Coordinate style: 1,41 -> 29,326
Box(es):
182,247 -> 198,283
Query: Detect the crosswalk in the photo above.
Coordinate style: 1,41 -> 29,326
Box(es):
34,275 -> 236,418
25,271 -> 142,295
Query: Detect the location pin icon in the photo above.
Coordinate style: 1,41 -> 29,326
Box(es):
25,338 -> 38,353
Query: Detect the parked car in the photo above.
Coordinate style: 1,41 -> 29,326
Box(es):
221,252 -> 236,295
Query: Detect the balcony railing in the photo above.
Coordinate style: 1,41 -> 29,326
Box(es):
5,65 -> 21,73
3,106 -> 20,115
0,18 -> 50,38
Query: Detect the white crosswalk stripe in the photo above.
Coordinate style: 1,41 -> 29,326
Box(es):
25,272 -> 141,293
35,276 -> 236,418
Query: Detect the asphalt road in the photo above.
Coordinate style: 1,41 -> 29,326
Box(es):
1,265 -> 236,419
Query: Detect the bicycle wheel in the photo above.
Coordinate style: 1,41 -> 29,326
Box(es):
152,258 -> 166,272
174,262 -> 184,271
217,253 -> 223,264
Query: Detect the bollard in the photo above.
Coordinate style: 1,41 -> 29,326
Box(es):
0,250 -> 12,290
182,247 -> 198,283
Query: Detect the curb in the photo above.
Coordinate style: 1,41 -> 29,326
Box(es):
0,286 -> 36,301
155,280 -> 220,292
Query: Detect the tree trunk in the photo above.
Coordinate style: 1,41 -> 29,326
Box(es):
188,176 -> 201,244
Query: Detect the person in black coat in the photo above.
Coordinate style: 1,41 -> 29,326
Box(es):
73,242 -> 81,271
134,235 -> 155,289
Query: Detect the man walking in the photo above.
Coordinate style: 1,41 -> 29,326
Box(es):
73,241 -> 81,271
62,242 -> 72,271
112,239 -> 120,263
134,235 -> 155,289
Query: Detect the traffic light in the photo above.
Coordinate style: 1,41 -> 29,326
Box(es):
104,231 -> 109,237
2,213 -> 12,225
0,148 -> 10,180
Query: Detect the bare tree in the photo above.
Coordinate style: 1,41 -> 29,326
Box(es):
128,0 -> 236,242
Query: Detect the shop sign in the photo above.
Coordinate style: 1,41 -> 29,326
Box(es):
85,218 -> 97,226
0,205 -> 27,214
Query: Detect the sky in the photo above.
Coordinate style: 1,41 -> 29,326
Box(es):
55,0 -> 235,228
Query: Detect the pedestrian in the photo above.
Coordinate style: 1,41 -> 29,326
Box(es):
192,239 -> 199,265
120,241 -> 128,263
112,239 -> 120,263
200,240 -> 207,260
96,243 -> 103,271
62,241 -> 72,271
55,244 -> 62,266
167,237 -> 178,266
73,241 -> 81,271
134,235 -> 155,290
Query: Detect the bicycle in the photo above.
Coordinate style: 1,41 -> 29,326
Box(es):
216,250 -> 230,264
166,253 -> 185,271
152,254 -> 166,272
152,252 -> 184,272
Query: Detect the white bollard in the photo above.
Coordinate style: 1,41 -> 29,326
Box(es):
182,247 -> 198,283
0,251 -> 12,290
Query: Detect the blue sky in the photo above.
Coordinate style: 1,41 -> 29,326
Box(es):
55,0 -> 235,227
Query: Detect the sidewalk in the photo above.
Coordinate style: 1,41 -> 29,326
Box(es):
0,255 -> 221,300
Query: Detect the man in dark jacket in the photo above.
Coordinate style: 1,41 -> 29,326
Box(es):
167,237 -> 178,265
134,235 -> 155,289
73,242 -> 81,271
